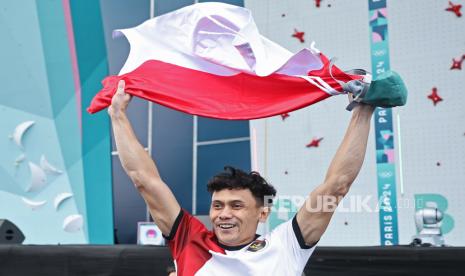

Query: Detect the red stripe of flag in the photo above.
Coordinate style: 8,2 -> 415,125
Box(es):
88,54 -> 358,120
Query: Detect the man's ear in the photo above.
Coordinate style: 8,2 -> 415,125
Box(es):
258,206 -> 271,223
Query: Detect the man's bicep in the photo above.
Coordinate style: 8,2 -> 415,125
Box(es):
139,178 -> 181,236
296,183 -> 341,246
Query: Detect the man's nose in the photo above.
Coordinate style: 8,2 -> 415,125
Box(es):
219,206 -> 233,220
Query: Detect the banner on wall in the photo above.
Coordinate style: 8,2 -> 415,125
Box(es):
368,0 -> 399,246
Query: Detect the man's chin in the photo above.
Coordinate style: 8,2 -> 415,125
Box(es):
218,237 -> 238,246
215,231 -> 238,245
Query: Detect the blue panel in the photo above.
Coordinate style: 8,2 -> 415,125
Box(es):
198,117 -> 249,142
71,0 -> 114,244
199,0 -> 244,6
153,105 -> 193,213
100,0 -> 150,75
156,0 -> 195,15
196,141 -> 251,215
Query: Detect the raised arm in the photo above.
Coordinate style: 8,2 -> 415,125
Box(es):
296,103 -> 375,246
109,80 -> 180,236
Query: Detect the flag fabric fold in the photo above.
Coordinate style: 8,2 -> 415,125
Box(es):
87,2 -> 360,120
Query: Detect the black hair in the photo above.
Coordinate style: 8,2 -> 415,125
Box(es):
207,166 -> 277,206
166,266 -> 176,275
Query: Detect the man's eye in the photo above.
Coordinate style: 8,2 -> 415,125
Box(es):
233,204 -> 242,209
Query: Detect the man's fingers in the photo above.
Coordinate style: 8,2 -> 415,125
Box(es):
348,93 -> 354,103
117,80 -> 125,95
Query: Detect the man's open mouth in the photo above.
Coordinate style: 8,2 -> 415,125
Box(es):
218,223 -> 235,230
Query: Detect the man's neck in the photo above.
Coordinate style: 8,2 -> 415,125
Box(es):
217,234 -> 260,251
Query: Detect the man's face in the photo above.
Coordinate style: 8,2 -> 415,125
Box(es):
209,188 -> 269,246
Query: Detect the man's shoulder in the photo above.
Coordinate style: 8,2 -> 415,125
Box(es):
267,216 -> 316,250
165,209 -> 224,251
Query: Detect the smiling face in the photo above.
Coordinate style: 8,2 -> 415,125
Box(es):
209,188 -> 270,246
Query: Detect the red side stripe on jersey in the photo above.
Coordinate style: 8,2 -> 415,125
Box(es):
167,210 -> 225,276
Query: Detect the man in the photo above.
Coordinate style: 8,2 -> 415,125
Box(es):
109,71 -> 406,275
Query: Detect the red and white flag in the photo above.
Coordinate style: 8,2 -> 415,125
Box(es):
87,2 -> 358,120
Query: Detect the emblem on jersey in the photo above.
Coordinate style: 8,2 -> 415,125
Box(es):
247,239 -> 267,252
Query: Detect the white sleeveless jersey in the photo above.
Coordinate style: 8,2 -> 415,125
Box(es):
164,210 -> 316,276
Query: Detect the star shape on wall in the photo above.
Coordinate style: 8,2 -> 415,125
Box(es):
450,55 -> 465,70
427,87 -> 443,106
292,29 -> 305,43
450,58 -> 462,70
306,137 -> 323,148
446,1 -> 462,17
280,113 -> 290,120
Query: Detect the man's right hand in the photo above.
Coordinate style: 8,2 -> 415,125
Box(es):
108,80 -> 132,118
